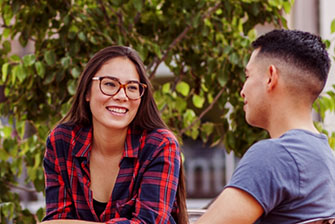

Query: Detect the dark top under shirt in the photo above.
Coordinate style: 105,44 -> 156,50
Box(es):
93,199 -> 107,218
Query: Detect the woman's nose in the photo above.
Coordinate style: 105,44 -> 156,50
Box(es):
113,87 -> 128,100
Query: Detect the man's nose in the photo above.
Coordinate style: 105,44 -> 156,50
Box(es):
240,86 -> 245,98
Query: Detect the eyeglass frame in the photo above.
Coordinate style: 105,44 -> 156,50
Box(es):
92,76 -> 147,100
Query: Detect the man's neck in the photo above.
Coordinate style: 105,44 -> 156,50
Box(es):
266,104 -> 318,138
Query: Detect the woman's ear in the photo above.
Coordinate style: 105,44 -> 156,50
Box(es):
267,64 -> 278,91
85,91 -> 90,102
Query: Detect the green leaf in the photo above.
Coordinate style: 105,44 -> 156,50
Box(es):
78,32 -> 86,41
0,146 -> 9,160
22,54 -> 36,67
133,0 -> 143,12
67,79 -> 77,95
331,19 -> 335,34
44,50 -> 56,66
71,67 -> 81,78
43,72 -> 56,85
10,54 -> 21,62
0,202 -> 14,219
36,207 -> 45,222
2,27 -> 11,38
192,94 -> 205,108
3,4 -> 13,26
14,64 -> 27,83
229,52 -> 239,65
176,81 -> 190,96
201,122 -> 214,142
2,62 -> 9,82
162,82 -> 170,94
35,61 -> 46,78
183,109 -> 196,126
2,126 -> 12,137
61,56 -> 71,69
2,40 -> 11,54
283,1 -> 292,14
175,96 -> 187,112
218,69 -> 228,87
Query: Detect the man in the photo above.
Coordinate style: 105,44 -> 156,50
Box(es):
196,29 -> 335,224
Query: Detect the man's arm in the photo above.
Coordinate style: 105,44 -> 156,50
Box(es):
195,187 -> 264,224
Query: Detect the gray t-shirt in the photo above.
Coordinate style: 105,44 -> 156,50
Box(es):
226,129 -> 335,224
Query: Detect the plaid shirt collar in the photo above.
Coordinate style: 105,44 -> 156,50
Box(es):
72,126 -> 143,159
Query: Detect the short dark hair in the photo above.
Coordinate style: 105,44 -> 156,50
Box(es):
252,29 -> 330,96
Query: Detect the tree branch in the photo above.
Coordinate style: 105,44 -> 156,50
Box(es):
7,182 -> 37,193
180,87 -> 225,135
109,6 -> 127,37
148,2 -> 222,80
98,0 -> 112,28
128,12 -> 141,31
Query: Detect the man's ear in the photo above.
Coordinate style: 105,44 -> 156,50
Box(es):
267,64 -> 278,91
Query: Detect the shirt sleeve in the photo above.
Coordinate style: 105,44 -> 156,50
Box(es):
225,140 -> 300,215
42,133 -> 77,220
106,134 -> 181,224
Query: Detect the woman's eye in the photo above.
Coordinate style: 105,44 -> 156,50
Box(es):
105,82 -> 116,87
127,85 -> 139,91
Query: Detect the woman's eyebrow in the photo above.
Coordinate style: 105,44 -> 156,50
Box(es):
104,75 -> 140,83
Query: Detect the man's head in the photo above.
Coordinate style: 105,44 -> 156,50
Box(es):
240,29 -> 330,128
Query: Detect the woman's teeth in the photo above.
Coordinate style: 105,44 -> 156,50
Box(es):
107,107 -> 127,114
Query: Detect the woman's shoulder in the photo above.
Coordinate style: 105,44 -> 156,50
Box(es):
49,122 -> 77,135
48,122 -> 90,140
145,128 -> 178,143
137,128 -> 180,160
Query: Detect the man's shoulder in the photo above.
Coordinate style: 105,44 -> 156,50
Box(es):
248,138 -> 283,154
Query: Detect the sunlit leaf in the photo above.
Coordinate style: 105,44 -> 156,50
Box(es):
22,54 -> 36,67
331,19 -> 335,34
2,63 -> 9,82
176,81 -> 190,96
192,94 -> 205,108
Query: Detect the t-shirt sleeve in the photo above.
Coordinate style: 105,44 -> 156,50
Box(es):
225,140 -> 300,215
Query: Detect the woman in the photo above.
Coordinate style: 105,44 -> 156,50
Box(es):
42,46 -> 188,224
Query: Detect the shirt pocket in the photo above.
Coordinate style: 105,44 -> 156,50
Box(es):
115,195 -> 137,219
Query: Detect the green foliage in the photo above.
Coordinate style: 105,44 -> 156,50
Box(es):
0,0 -> 295,222
314,84 -> 335,149
312,18 -> 335,150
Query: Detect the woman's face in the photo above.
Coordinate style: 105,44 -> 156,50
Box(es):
86,57 -> 141,132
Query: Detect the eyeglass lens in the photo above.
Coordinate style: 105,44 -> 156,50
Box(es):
100,78 -> 144,99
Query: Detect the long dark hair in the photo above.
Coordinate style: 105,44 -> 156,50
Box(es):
60,46 -> 188,223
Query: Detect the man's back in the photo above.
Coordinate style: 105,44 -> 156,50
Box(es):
227,129 -> 335,223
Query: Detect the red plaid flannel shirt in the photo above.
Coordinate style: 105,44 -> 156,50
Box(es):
43,123 -> 181,223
